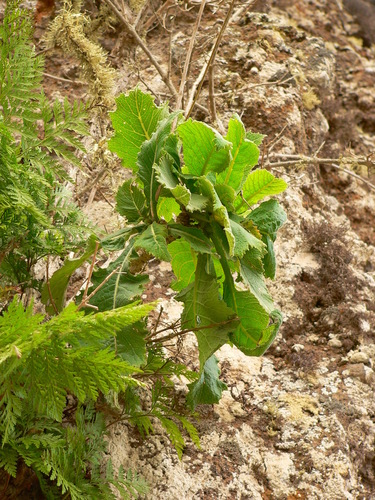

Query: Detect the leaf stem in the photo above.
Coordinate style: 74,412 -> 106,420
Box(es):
210,222 -> 237,310
147,317 -> 237,345
82,240 -> 100,303
77,264 -> 120,311
45,255 -> 58,315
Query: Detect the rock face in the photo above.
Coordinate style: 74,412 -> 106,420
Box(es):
104,1 -> 375,498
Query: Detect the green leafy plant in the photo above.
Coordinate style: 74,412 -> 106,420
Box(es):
0,3 -> 287,496
0,4 -> 153,498
0,0 -> 92,304
0,298 -> 152,499
98,88 -> 288,408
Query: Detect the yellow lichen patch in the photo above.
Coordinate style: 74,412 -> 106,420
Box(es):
130,0 -> 146,12
302,89 -> 321,110
348,36 -> 363,48
279,394 -> 319,427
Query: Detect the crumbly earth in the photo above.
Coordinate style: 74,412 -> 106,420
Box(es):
104,2 -> 375,499
5,0 -> 375,498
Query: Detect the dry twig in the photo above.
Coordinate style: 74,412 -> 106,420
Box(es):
104,0 -> 178,98
143,0 -> 175,32
43,72 -> 85,85
78,264 -> 121,311
267,153 -> 375,191
176,0 -> 207,110
146,317 -> 237,345
134,1 -> 150,31
185,0 -> 237,118
232,0 -> 257,23
78,167 -> 109,198
208,64 -> 225,133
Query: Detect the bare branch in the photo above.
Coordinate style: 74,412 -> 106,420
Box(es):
134,1 -> 150,31
232,0 -> 257,24
185,0 -> 237,118
104,0 -> 178,98
143,0 -> 174,32
208,63 -> 225,134
184,43 -> 215,117
43,72 -> 85,85
147,317 -> 238,345
267,154 -> 375,191
267,124 -> 288,154
176,0 -> 207,110
78,168 -> 108,198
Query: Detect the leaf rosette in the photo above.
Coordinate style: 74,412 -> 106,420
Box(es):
108,89 -> 288,408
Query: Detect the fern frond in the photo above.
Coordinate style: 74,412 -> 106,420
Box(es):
158,416 -> 186,459
0,445 -> 18,476
0,1 -> 92,295
0,299 -> 155,439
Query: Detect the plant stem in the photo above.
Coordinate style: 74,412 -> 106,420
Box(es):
77,264 -> 120,311
82,240 -> 100,302
210,222 -> 237,309
147,317 -> 236,345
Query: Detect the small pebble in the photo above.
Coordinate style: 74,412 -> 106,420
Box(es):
292,343 -> 305,352
328,338 -> 342,348
349,352 -> 370,364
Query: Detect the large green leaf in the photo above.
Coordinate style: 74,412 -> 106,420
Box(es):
100,226 -> 143,251
186,193 -> 209,212
80,241 -> 148,311
134,222 -> 171,261
106,323 -> 147,367
79,243 -> 147,312
215,183 -> 236,212
177,254 -> 237,368
233,308 -> 282,356
239,254 -> 274,313
41,236 -> 97,315
137,113 -> 180,216
116,180 -> 147,223
178,119 -> 231,176
247,200 -> 287,279
85,269 -> 149,312
157,197 -> 181,222
247,199 -> 287,236
262,234 -> 276,279
168,239 -> 197,291
155,154 -> 191,206
217,114 -> 260,191
169,225 -> 212,253
224,287 -> 280,356
235,170 -> 287,213
197,177 -> 235,255
186,355 -> 227,409
229,218 -> 265,258
108,89 -> 168,170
